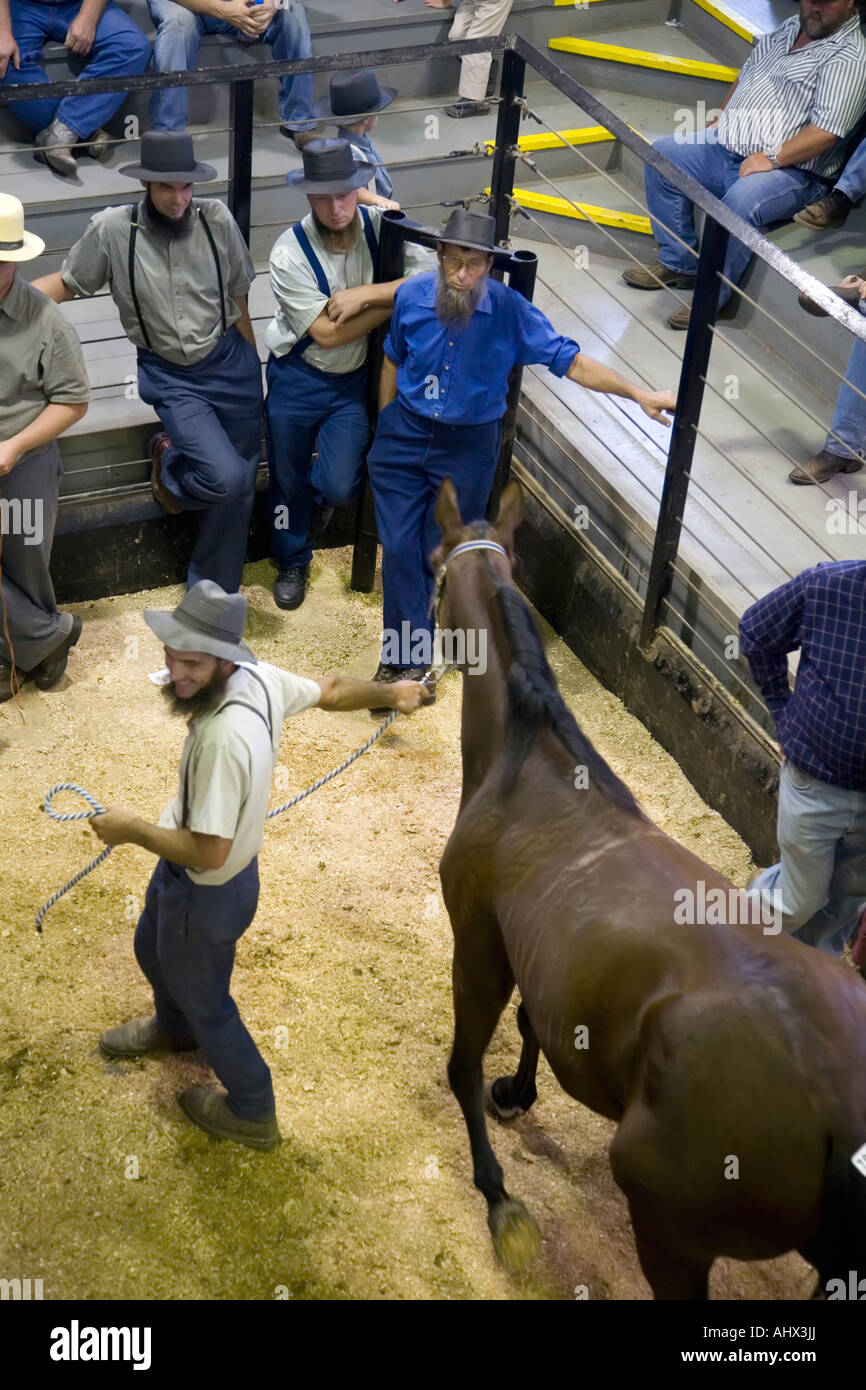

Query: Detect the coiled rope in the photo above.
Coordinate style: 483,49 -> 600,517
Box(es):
34,678 -> 440,934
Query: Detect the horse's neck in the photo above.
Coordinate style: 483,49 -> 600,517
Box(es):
450,562 -> 512,799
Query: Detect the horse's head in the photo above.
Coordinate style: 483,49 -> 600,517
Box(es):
430,478 -> 523,630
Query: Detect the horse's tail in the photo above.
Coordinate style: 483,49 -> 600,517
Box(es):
802,1135 -> 866,1293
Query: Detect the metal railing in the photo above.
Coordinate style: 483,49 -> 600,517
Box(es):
4,30 -> 865,725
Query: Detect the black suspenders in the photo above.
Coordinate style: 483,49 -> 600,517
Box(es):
180,669 -> 275,831
129,201 -> 228,354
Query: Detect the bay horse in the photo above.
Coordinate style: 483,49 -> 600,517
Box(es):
433,477 -> 866,1299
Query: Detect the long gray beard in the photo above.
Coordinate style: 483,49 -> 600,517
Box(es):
311,211 -> 358,254
435,269 -> 484,325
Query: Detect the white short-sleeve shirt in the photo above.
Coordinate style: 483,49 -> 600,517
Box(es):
158,661 -> 321,886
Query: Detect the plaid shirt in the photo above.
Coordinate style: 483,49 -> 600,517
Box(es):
740,561 -> 866,790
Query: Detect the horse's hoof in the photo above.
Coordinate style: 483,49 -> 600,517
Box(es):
489,1197 -> 541,1270
484,1078 -> 522,1124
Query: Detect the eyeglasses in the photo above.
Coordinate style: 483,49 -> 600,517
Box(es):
441,252 -> 489,273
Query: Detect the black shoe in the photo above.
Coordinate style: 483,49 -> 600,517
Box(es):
0,661 -> 28,704
274,565 -> 309,611
310,504 -> 334,542
369,663 -> 433,718
28,615 -> 82,691
444,99 -> 490,119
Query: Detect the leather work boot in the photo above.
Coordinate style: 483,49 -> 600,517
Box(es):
280,126 -> 322,149
798,271 -> 866,317
793,190 -> 852,230
788,449 -> 863,485
179,1085 -> 281,1151
150,432 -> 183,515
81,128 -> 113,163
622,258 -> 696,291
100,1015 -> 198,1058
33,119 -> 79,177
29,615 -> 82,691
369,662 -> 434,719
0,661 -> 27,704
444,98 -> 490,119
273,565 -> 309,610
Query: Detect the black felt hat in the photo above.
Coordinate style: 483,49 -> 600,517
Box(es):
118,130 -> 217,183
437,208 -> 497,254
285,138 -> 376,194
314,69 -> 397,122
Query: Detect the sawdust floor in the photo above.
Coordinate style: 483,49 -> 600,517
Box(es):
0,548 -> 815,1301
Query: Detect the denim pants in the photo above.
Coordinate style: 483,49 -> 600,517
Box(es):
749,759 -> 866,956
146,0 -> 313,131
136,328 -> 263,593
645,129 -> 825,305
0,0 -> 152,138
264,352 -> 369,570
836,134 -> 866,203
824,322 -> 866,461
0,441 -> 73,670
367,398 -> 501,665
134,856 -> 275,1120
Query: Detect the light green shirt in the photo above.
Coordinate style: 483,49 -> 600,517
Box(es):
264,206 -> 433,374
0,273 -> 90,443
158,661 -> 322,886
60,198 -> 255,366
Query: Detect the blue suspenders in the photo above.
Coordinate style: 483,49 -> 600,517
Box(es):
287,207 -> 379,362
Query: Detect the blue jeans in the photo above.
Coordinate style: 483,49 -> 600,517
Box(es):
749,759 -> 866,956
264,352 -> 369,570
646,130 -> 825,304
824,325 -> 866,462
134,856 -> 274,1120
367,398 -> 501,666
146,0 -> 313,131
0,0 -> 152,138
136,328 -> 264,593
836,135 -> 866,203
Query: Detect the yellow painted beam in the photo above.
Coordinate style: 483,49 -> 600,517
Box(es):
548,36 -> 740,82
502,186 -> 653,235
485,125 -> 615,154
553,0 -> 610,5
690,0 -> 761,43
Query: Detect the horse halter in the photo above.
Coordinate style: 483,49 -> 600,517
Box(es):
431,539 -> 509,629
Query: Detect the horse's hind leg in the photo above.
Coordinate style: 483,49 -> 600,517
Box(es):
486,1001 -> 540,1122
628,1207 -> 711,1300
447,924 -> 541,1270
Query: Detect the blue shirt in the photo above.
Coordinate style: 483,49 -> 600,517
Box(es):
383,271 -> 580,425
739,560 -> 866,790
337,127 -> 393,200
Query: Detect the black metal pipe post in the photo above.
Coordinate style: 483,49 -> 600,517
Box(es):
488,46 -> 526,255
638,215 -> 729,651
350,212 -> 407,592
228,80 -> 254,246
487,248 -> 538,519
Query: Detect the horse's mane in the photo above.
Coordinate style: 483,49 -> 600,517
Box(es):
470,528 -> 640,815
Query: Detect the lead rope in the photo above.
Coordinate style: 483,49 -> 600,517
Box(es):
34,665 -> 449,933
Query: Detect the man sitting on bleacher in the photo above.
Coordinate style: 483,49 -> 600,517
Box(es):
33,131 -> 263,594
622,0 -> 866,330
0,0 -> 151,177
146,0 -> 317,148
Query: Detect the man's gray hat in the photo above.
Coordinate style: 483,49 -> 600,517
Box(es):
285,137 -> 376,194
437,208 -> 497,255
119,130 -> 218,184
143,580 -> 257,664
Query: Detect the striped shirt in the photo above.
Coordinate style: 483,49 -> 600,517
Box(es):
739,560 -> 866,791
717,13 -> 866,178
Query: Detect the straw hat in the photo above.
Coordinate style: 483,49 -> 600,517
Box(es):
0,193 -> 45,262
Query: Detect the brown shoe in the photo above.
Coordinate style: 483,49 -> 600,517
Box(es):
100,1015 -> 198,1058
179,1085 -> 281,1151
798,273 -> 866,317
622,258 -> 696,291
793,190 -> 852,230
150,432 -> 183,514
28,615 -> 82,691
280,126 -> 322,149
788,450 -> 863,485
0,661 -> 27,704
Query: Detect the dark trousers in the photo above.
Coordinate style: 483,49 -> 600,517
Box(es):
137,327 -> 263,593
133,856 -> 275,1120
0,439 -> 71,670
264,352 -> 369,569
367,398 -> 501,663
